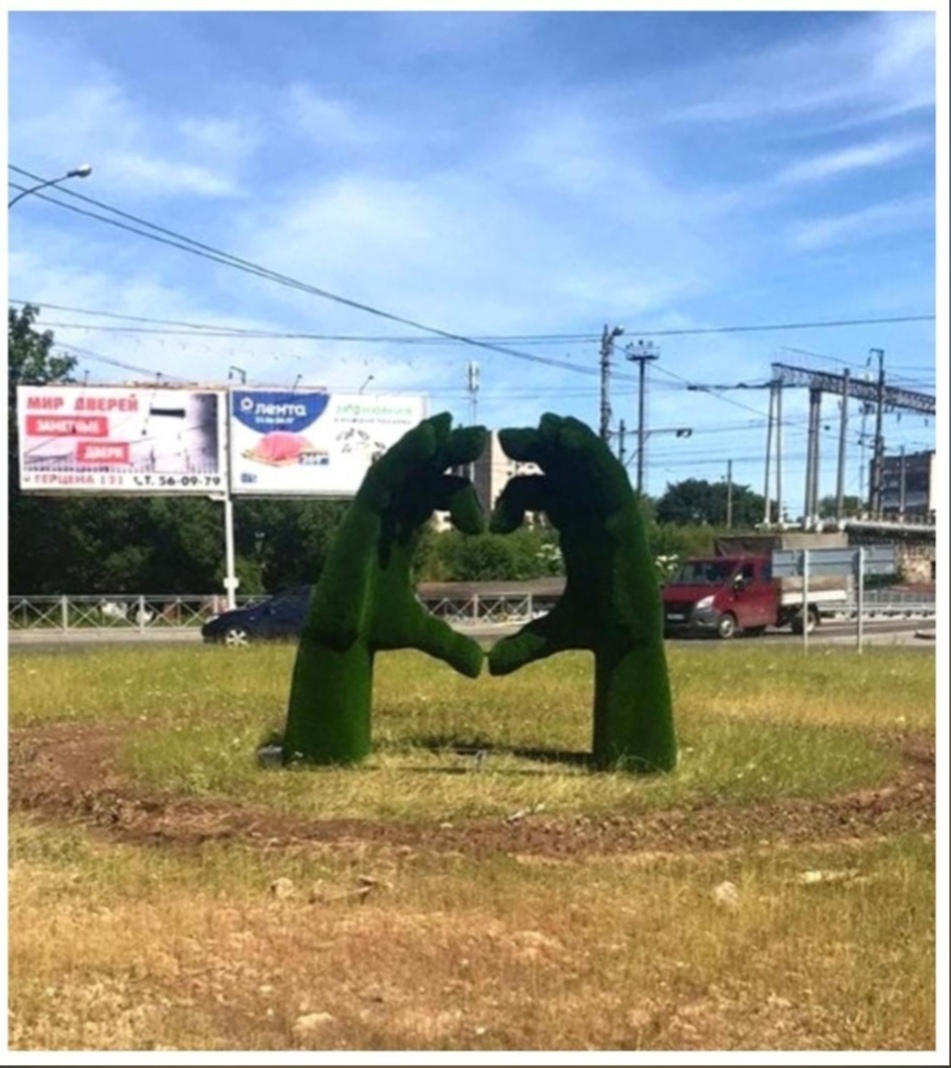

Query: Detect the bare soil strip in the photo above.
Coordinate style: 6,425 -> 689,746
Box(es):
9,722 -> 935,859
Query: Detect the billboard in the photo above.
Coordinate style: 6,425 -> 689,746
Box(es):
228,390 -> 427,496
17,386 -> 227,493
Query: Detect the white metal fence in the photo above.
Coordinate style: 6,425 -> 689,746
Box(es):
7,587 -> 935,633
7,594 -> 260,632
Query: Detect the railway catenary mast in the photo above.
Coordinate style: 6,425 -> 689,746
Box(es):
770,362 -> 935,525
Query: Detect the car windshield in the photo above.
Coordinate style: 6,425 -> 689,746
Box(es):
270,586 -> 312,607
667,560 -> 736,586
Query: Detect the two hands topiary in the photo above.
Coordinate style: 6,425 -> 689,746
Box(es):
282,412 -> 676,773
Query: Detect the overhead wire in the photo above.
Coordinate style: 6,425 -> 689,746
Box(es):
10,166 -> 936,447
8,294 -> 935,344
8,167 -> 640,382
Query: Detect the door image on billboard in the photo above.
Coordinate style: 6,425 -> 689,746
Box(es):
17,386 -> 226,493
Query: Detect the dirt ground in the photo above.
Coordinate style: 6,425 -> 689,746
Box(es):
8,720 -> 938,1052
8,721 -> 935,860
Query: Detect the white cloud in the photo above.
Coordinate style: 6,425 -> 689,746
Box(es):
7,10 -> 935,502
667,12 -> 934,127
775,134 -> 931,185
286,84 -> 374,149
178,116 -> 260,166
232,155 -> 728,351
9,29 -> 254,201
106,153 -> 240,198
788,196 -> 933,252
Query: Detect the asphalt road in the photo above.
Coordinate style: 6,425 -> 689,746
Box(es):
8,617 -> 936,653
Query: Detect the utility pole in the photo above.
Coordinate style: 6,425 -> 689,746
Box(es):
869,348 -> 886,517
835,369 -> 849,520
599,324 -> 624,444
618,419 -> 627,467
625,339 -> 659,497
804,387 -> 822,527
763,380 -> 775,524
775,380 -> 784,523
899,445 -> 906,519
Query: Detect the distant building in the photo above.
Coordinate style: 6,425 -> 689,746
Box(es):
872,449 -> 935,519
469,431 -> 542,515
434,431 -> 542,530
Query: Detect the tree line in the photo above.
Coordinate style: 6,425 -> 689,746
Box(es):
10,304 -> 782,595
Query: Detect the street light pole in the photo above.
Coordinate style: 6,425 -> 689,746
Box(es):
8,164 -> 93,209
599,324 -> 624,444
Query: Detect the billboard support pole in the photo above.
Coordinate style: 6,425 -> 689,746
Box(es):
222,385 -> 238,610
223,492 -> 238,610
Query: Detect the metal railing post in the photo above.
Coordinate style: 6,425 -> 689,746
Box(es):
857,547 -> 865,654
801,549 -> 809,653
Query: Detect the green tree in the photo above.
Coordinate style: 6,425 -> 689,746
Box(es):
8,305 -> 233,595
414,525 -> 564,582
146,497 -> 225,593
645,521 -> 716,562
818,494 -> 863,518
655,477 -> 765,528
8,304 -> 76,396
8,305 -> 83,593
234,498 -> 350,593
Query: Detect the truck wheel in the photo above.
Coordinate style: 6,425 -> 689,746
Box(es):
715,613 -> 737,640
791,607 -> 819,635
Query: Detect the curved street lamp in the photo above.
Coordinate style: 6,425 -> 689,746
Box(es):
8,164 -> 93,209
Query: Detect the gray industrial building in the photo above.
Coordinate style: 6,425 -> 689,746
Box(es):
873,449 -> 935,519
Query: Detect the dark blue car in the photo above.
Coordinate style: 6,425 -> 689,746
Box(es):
201,585 -> 314,646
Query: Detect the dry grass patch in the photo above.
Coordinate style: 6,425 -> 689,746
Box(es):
8,641 -> 935,1051
9,815 -> 934,1051
10,643 -> 933,820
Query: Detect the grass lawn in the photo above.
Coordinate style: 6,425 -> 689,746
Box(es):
8,641 -> 936,1051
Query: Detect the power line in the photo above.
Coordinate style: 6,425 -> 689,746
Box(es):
652,363 -> 774,419
779,345 -> 934,387
625,314 -> 935,335
10,301 -> 602,345
10,164 -> 937,419
9,167 -> 642,383
9,294 -> 936,344
54,341 -> 193,383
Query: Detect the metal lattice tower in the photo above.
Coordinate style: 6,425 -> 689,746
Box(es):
771,360 -> 935,523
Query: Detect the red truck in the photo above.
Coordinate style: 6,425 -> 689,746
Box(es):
661,552 -> 850,639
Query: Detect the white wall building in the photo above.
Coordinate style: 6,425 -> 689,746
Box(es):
435,431 -> 542,530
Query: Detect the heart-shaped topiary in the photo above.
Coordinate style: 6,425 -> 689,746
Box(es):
282,412 -> 675,773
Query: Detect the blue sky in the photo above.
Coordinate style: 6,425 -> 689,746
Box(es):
6,7 -> 946,514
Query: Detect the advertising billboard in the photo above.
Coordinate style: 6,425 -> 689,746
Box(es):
17,386 -> 227,493
229,390 -> 427,496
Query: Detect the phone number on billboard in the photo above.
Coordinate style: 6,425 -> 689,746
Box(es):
24,473 -> 225,489
131,474 -> 224,489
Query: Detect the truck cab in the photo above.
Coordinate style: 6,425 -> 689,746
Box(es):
661,554 -> 776,639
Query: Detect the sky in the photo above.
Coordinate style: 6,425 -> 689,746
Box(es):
5,5 -> 947,515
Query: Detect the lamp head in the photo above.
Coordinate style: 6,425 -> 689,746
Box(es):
69,164 -> 93,179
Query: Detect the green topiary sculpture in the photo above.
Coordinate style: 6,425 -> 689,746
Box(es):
282,412 -> 487,765
488,413 -> 677,772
